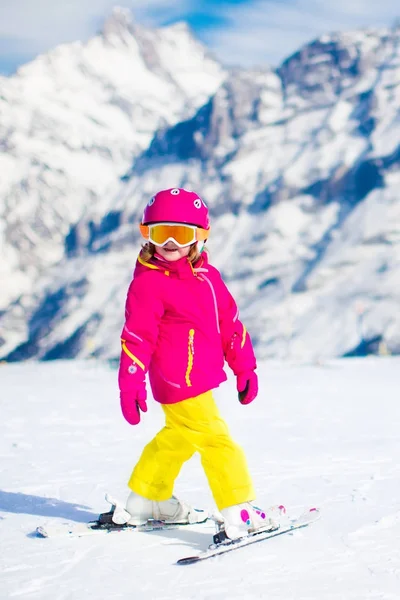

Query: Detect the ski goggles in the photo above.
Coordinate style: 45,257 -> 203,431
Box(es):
139,222 -> 209,248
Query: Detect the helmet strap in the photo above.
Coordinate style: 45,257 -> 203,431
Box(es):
196,240 -> 206,253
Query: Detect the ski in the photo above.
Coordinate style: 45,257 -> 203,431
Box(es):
36,493 -> 211,539
177,507 -> 320,565
36,515 -> 211,539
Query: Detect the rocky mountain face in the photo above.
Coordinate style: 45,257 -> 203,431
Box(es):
1,14 -> 399,362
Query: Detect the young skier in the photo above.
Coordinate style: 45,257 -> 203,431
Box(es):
114,187 -> 272,540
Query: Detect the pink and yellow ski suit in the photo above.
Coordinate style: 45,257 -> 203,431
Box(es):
119,251 -> 257,510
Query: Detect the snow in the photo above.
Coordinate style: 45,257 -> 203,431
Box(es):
1,357 -> 400,598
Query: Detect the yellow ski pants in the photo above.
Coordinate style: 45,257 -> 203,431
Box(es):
128,390 -> 255,510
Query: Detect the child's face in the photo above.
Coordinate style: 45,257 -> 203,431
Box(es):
155,242 -> 191,262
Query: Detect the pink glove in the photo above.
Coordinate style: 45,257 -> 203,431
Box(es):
237,371 -> 258,405
119,351 -> 148,425
120,387 -> 147,425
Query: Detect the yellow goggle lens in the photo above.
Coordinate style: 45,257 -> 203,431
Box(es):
149,224 -> 197,246
139,223 -> 210,247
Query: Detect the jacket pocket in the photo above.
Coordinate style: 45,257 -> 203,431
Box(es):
185,329 -> 195,387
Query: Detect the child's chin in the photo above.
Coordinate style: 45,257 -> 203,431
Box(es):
162,250 -> 181,261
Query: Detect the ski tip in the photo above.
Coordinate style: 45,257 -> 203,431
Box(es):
306,507 -> 321,521
176,556 -> 201,565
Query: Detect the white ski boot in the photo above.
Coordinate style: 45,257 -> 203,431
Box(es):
219,502 -> 279,541
109,492 -> 208,526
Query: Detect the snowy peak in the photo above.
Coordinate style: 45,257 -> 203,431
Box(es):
101,6 -> 137,40
100,7 -> 195,48
98,7 -> 223,99
279,28 -> 400,106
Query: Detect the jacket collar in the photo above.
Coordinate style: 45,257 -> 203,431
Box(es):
135,250 -> 208,280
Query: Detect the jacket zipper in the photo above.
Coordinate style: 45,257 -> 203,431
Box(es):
185,329 -> 195,387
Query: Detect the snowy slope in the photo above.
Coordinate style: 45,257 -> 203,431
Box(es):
1,357 -> 400,598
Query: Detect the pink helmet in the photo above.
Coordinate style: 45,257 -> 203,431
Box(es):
141,188 -> 210,230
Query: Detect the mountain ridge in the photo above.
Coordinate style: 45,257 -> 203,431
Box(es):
1,12 -> 399,361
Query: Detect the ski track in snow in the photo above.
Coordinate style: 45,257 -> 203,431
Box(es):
1,357 -> 399,599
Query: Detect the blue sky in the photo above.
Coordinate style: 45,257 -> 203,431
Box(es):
0,0 -> 399,75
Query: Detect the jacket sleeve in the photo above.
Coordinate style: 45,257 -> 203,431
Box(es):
213,269 -> 257,375
118,273 -> 164,393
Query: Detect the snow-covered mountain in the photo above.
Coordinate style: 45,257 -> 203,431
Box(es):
1,14 -> 399,361
0,7 -> 225,306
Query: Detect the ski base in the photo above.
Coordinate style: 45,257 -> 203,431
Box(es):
177,507 -> 320,565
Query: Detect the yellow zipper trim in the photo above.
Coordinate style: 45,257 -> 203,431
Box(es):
241,325 -> 247,348
121,339 -> 145,371
185,329 -> 195,387
138,254 -> 170,276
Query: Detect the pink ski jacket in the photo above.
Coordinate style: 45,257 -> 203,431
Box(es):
118,251 -> 257,404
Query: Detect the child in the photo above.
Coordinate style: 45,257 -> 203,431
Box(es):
114,187 -> 272,540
